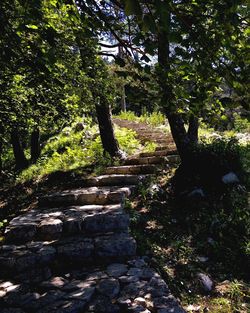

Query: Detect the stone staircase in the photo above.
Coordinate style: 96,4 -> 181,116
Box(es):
0,119 -> 185,313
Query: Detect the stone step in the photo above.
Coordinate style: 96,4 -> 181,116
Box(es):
140,150 -> 178,158
0,257 -> 185,313
39,186 -> 134,207
4,204 -> 130,243
155,145 -> 169,151
166,155 -> 181,164
139,135 -> 166,141
81,174 -> 150,187
104,165 -> 157,175
0,234 -> 136,281
124,156 -> 166,165
140,138 -> 167,144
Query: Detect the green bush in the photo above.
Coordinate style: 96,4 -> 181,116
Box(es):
234,114 -> 250,133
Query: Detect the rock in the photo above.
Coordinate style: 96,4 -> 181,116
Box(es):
38,218 -> 63,239
40,277 -> 68,289
83,213 -> 129,234
88,295 -> 120,313
134,297 -> 147,307
188,188 -> 205,198
0,289 -> 7,297
121,281 -> 148,299
196,273 -> 213,292
153,295 -> 179,309
119,275 -> 139,284
222,172 -> 239,184
86,271 -> 108,281
5,223 -> 37,243
186,304 -> 201,312
117,297 -> 132,309
141,268 -> 159,280
128,305 -> 150,313
57,238 -> 94,261
127,268 -> 143,277
131,258 -> 147,268
40,299 -> 86,313
97,278 -> 120,299
148,277 -> 169,296
95,234 -> 136,258
23,290 -> 65,311
106,263 -> 128,277
67,283 -> 95,302
63,280 -> 95,292
197,256 -> 209,263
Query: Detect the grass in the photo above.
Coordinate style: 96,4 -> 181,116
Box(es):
114,110 -> 170,129
16,121 -> 145,183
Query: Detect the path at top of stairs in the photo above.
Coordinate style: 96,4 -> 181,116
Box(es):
0,119 -> 185,313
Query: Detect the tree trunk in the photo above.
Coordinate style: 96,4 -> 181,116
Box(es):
11,129 -> 28,170
95,101 -> 121,157
187,114 -> 199,143
0,124 -> 3,173
118,45 -> 127,112
30,127 -> 41,163
157,16 -> 191,161
121,85 -> 126,112
77,36 -> 121,158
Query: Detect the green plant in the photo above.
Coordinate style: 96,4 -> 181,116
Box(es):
115,110 -> 167,128
234,115 -> 250,133
114,126 -> 142,155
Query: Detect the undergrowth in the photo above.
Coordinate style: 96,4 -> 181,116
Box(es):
115,110 -> 168,127
17,120 -> 143,183
127,135 -> 250,313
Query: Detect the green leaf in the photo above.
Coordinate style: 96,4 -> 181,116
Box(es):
25,24 -> 38,30
124,0 -> 142,17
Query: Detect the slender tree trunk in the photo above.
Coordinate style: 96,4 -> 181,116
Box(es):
77,37 -> 121,158
158,17 -> 191,161
30,127 -> 41,163
0,124 -> 3,173
10,129 -> 28,170
118,45 -> 126,112
95,101 -> 121,157
121,85 -> 126,112
187,114 -> 199,143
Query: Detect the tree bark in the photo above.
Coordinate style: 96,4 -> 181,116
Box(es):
187,114 -> 199,143
95,101 -> 121,157
121,85 -> 126,112
0,124 -> 3,173
30,127 -> 41,163
157,14 -> 191,161
118,45 -> 126,112
10,129 -> 28,170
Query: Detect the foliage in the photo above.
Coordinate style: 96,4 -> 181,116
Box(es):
17,119 -> 143,182
234,115 -> 250,133
115,110 -> 167,127
109,62 -> 160,114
